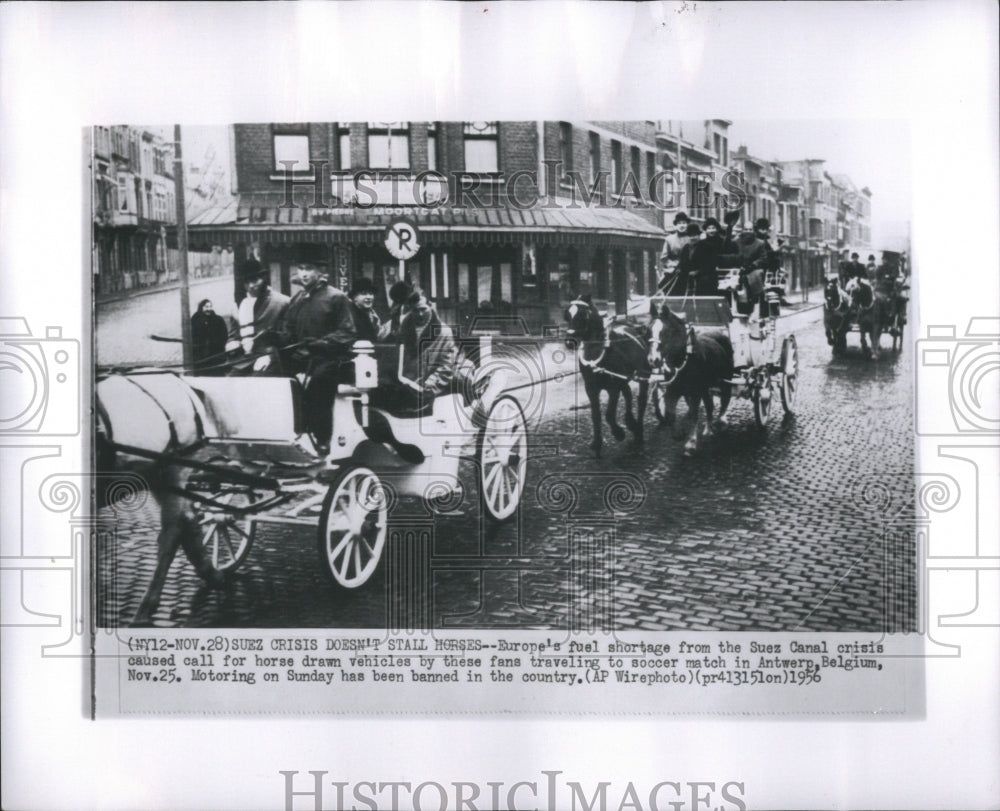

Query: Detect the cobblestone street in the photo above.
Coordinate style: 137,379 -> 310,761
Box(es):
97,303 -> 916,632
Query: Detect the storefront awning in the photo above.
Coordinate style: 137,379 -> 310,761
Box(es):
184,196 -> 667,250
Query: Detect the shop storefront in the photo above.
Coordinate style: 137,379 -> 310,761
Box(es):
187,201 -> 665,335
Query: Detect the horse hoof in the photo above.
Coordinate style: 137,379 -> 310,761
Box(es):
589,441 -> 602,458
611,426 -> 626,441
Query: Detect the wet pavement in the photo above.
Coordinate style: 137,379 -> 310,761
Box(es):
97,305 -> 916,632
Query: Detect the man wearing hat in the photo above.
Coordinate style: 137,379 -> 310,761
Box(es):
347,277 -> 381,342
657,212 -> 694,292
845,251 -> 867,283
238,259 -> 290,360
260,261 -> 357,456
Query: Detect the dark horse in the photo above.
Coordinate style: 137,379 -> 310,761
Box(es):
648,303 -> 734,455
564,297 -> 650,457
845,277 -> 889,360
823,277 -> 851,355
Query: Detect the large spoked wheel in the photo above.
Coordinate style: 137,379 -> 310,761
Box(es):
779,335 -> 798,414
478,395 -> 528,522
317,465 -> 388,589
196,488 -> 258,575
651,382 -> 670,425
752,369 -> 772,429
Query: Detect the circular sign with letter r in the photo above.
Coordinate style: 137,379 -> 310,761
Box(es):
384,218 -> 420,260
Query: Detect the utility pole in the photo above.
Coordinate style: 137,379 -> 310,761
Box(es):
173,124 -> 193,369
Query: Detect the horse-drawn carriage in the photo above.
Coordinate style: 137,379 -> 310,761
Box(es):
646,296 -> 798,451
97,340 -> 527,624
823,273 -> 908,359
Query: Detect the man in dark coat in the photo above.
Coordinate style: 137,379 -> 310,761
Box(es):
347,277 -> 381,343
687,217 -> 740,296
845,252 -> 867,283
259,262 -> 357,456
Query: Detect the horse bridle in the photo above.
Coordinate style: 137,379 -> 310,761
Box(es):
651,319 -> 694,385
568,299 -> 647,382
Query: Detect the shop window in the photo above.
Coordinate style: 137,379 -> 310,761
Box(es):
463,121 -> 499,174
458,263 -> 470,302
368,122 -> 410,170
477,265 -> 493,307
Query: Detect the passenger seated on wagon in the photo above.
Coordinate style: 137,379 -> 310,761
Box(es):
369,291 -> 458,416
364,291 -> 468,464
254,261 -> 357,457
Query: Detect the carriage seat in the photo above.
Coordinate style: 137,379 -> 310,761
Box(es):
184,375 -> 304,441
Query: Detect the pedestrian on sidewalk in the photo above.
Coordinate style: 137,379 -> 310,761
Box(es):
190,299 -> 228,375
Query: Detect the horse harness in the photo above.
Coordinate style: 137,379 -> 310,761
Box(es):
570,299 -> 649,383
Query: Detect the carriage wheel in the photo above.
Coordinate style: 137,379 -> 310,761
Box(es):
779,335 -> 798,414
196,489 -> 258,575
478,395 -> 528,522
752,370 -> 772,429
652,382 -> 670,425
317,465 -> 388,589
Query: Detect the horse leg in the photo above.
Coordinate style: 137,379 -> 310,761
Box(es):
860,324 -> 872,358
716,383 -> 732,428
622,384 -> 642,444
660,386 -> 680,430
586,379 -> 603,457
606,387 -> 626,441
701,391 -> 716,438
682,394 -> 700,455
132,468 -> 189,626
634,381 -> 648,443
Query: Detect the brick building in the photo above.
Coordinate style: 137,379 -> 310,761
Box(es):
188,121 -> 666,333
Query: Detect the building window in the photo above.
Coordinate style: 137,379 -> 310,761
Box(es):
646,151 -> 656,186
463,121 -> 499,173
713,133 -> 728,165
559,122 -> 573,178
427,123 -> 438,172
630,146 -> 641,188
368,122 -> 410,170
610,140 -> 622,192
589,132 -> 601,183
273,131 -> 311,172
94,126 -> 111,157
336,124 -> 351,171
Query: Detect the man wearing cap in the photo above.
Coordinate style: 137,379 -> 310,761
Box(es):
657,212 -> 694,292
261,261 -> 357,456
347,277 -> 381,342
865,254 -> 878,281
239,260 -> 290,359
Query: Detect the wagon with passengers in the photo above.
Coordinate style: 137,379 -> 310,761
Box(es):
96,339 -> 527,624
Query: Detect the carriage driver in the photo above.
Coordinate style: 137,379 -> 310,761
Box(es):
256,261 -> 357,457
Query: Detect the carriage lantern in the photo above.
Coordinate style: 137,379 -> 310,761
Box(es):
352,340 -> 378,390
